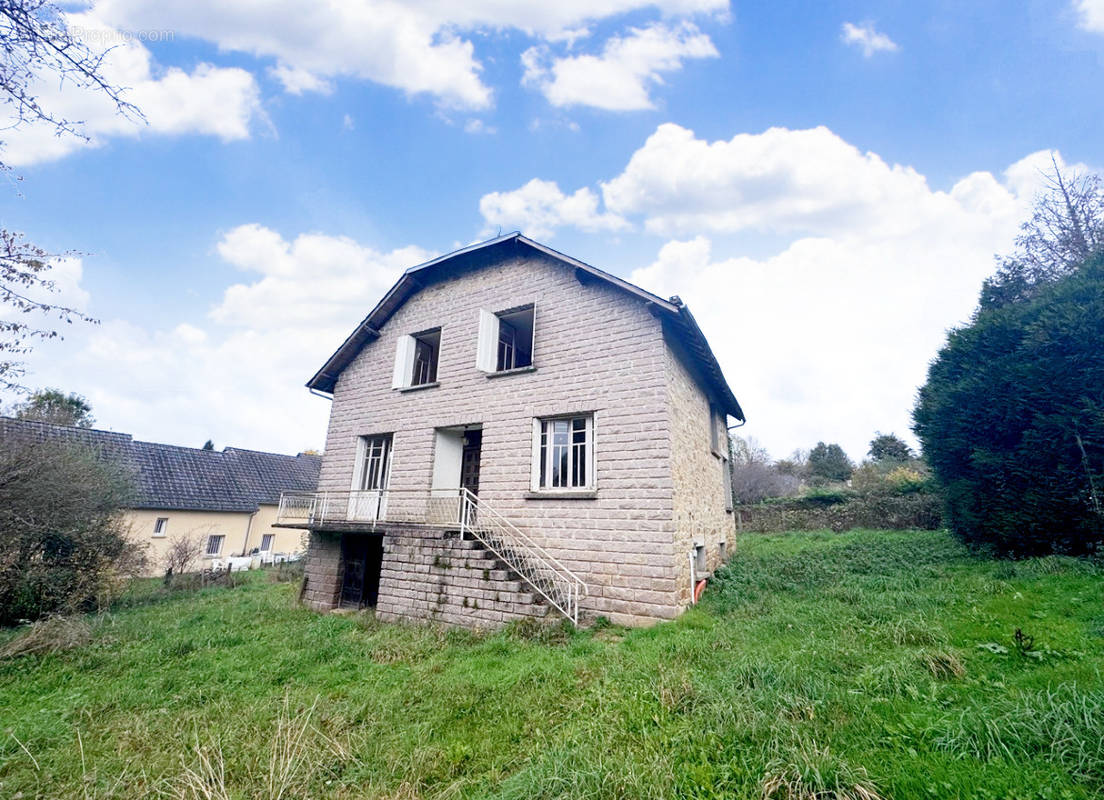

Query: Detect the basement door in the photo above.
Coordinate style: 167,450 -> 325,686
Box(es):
340,535 -> 384,609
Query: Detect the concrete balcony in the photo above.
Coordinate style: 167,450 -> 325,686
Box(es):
275,488 -> 469,531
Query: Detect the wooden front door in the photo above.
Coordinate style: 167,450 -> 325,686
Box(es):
340,535 -> 384,608
461,429 -> 482,496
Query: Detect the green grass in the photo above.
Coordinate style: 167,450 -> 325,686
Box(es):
1,529 -> 1102,799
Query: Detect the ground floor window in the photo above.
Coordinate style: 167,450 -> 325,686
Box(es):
259,533 -> 275,552
205,534 -> 224,556
358,434 -> 393,491
153,517 -> 168,537
534,414 -> 594,490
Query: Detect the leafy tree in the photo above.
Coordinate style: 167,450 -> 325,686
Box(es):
868,432 -> 913,463
981,157 -> 1104,310
201,440 -> 215,451
0,2 -> 142,390
0,435 -> 142,624
11,388 -> 93,427
914,252 -> 1104,555
807,442 -> 853,484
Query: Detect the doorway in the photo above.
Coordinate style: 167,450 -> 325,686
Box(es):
340,535 -> 383,608
461,428 -> 482,496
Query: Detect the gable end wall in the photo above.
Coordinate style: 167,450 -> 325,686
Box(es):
318,254 -> 683,625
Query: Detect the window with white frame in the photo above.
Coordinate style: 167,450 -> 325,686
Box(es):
259,533 -> 275,552
357,434 -> 393,491
153,517 -> 168,537
532,414 -> 594,491
477,305 -> 534,373
392,328 -> 440,389
205,534 -> 225,556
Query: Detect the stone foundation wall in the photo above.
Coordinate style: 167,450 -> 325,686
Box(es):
301,531 -> 343,611
376,527 -> 550,628
301,527 -> 551,629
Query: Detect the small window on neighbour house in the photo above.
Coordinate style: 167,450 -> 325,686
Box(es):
153,517 -> 168,537
478,305 -> 535,373
205,534 -> 224,556
533,414 -> 594,491
260,533 -> 275,552
392,329 -> 440,389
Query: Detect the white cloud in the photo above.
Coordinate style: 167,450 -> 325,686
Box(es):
269,63 -> 333,95
1075,0 -> 1104,32
91,0 -> 728,111
840,21 -> 899,57
10,226 -> 434,453
479,179 -> 629,238
464,118 -> 497,135
480,124 -> 1076,458
0,12 -> 262,166
521,22 -> 718,110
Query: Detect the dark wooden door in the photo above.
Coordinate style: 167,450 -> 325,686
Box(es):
340,535 -> 384,608
461,429 -> 482,496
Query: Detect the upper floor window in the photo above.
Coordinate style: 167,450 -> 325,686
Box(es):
392,328 -> 440,389
478,305 -> 534,373
153,517 -> 168,537
532,414 -> 594,491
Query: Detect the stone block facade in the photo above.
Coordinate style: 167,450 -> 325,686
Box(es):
302,242 -> 740,628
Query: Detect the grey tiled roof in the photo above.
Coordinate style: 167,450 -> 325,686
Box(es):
0,417 -> 321,512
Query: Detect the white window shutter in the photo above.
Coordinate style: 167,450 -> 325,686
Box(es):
530,418 -> 542,491
476,309 -> 499,372
586,415 -> 596,489
392,335 -> 415,389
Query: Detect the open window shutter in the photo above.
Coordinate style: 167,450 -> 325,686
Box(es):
530,418 -> 542,491
586,415 -> 596,489
392,335 -> 415,389
528,305 -> 537,366
476,309 -> 499,372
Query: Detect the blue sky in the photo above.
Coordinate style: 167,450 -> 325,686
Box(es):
4,0 -> 1103,461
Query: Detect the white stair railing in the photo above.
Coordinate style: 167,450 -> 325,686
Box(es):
456,488 -> 587,626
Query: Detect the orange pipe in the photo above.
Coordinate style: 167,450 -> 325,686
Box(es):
694,579 -> 707,603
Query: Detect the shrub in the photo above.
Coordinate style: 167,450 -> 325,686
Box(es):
0,437 -> 142,625
740,493 -> 943,533
913,253 -> 1104,555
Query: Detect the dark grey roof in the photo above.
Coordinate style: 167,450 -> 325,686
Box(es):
0,417 -> 321,512
308,233 -> 744,421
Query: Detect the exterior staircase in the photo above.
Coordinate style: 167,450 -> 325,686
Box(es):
457,488 -> 587,625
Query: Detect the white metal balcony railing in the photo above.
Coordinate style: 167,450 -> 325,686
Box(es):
276,488 -> 587,625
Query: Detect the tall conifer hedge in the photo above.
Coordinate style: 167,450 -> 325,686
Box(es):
913,254 -> 1104,555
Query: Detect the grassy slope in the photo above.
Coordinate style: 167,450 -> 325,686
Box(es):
0,529 -> 1101,799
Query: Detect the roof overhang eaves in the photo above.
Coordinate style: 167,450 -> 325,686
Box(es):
665,304 -> 745,422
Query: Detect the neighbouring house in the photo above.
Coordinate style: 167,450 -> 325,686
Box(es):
279,233 -> 743,627
0,417 -> 321,573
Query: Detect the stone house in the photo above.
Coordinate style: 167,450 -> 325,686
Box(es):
0,417 -> 320,572
280,233 -> 743,627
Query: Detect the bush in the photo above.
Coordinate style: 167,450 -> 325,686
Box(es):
913,253 -> 1104,556
0,437 -> 142,625
740,493 -> 943,533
